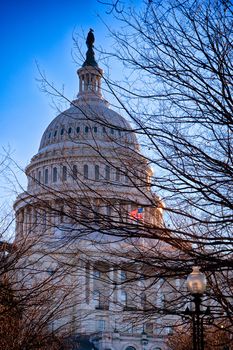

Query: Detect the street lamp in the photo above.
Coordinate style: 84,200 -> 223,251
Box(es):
187,266 -> 207,295
186,266 -> 207,350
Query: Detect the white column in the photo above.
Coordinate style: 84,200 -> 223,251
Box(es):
24,207 -> 28,235
89,263 -> 94,296
109,268 -> 115,309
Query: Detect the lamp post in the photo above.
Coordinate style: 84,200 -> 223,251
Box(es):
186,266 -> 207,350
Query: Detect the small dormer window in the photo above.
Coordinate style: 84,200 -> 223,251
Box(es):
54,130 -> 57,137
85,126 -> 89,133
68,127 -> 72,134
61,128 -> 64,136
94,126 -> 97,133
76,127 -> 80,133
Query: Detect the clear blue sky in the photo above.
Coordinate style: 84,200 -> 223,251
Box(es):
1,0 -> 125,171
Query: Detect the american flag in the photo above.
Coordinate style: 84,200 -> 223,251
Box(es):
130,207 -> 144,220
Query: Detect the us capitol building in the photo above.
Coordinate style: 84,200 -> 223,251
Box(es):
14,30 -> 175,350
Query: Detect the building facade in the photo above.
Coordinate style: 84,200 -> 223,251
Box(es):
14,31 -> 174,350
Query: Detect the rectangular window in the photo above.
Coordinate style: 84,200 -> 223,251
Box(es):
93,206 -> 100,224
93,269 -> 100,278
105,165 -> 110,181
53,167 -> 57,182
106,205 -> 112,217
116,168 -> 121,181
120,290 -> 127,306
38,171 -> 41,183
84,164 -> 88,179
44,169 -> 49,184
72,165 -> 78,180
97,319 -> 105,331
95,165 -> 99,180
62,166 -> 67,181
121,271 -> 127,281
93,290 -> 100,308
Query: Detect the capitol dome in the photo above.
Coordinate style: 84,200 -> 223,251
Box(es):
14,30 -> 160,237
39,97 -> 139,154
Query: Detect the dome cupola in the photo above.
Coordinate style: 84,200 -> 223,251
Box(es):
76,29 -> 103,100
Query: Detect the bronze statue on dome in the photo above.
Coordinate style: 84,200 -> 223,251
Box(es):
83,29 -> 98,68
86,29 -> 95,49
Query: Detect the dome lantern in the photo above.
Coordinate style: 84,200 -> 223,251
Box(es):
77,29 -> 103,98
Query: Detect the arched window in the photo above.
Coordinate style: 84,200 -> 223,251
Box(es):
53,167 -> 57,183
95,165 -> 99,180
85,126 -> 89,133
125,346 -> 136,350
44,169 -> 49,184
105,165 -> 110,181
84,164 -> 88,179
72,165 -> 77,180
54,130 -> 57,137
62,166 -> 67,181
68,127 -> 72,134
93,290 -> 100,308
120,290 -> 127,306
60,128 -> 64,136
76,126 -> 80,133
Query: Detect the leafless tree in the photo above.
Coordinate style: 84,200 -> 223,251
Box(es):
5,1 -> 233,344
73,0 -> 233,334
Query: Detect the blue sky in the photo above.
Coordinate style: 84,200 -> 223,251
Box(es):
1,0 -> 123,170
